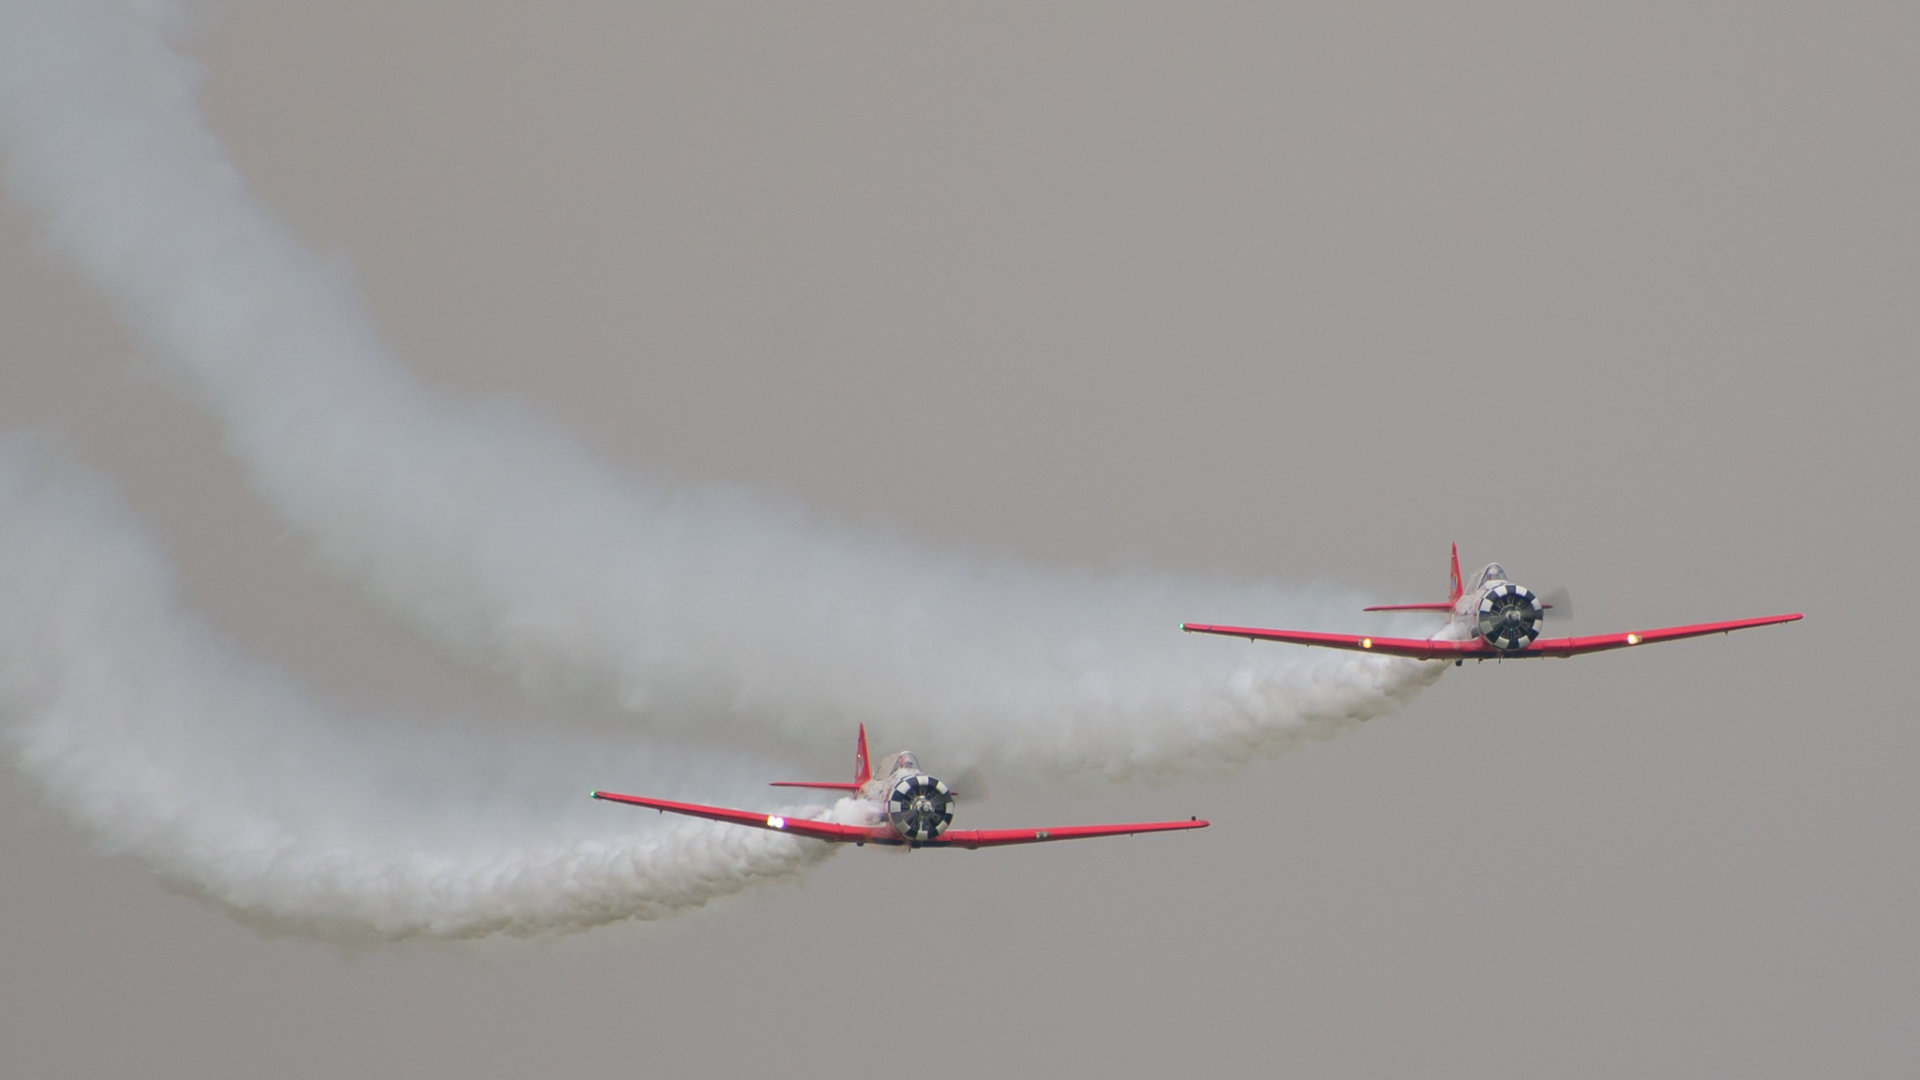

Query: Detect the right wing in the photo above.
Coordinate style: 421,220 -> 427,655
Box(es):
1182,623 -> 1481,660
591,790 -> 888,844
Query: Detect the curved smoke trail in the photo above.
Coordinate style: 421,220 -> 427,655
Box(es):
0,435 -> 839,941
0,0 -> 1445,778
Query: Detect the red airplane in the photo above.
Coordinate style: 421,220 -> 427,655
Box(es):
591,726 -> 1208,849
1183,544 -> 1801,663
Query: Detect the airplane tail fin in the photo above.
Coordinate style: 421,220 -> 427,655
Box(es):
1361,543 -> 1463,613
767,725 -> 875,793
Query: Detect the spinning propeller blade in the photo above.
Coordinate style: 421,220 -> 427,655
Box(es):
948,765 -> 989,803
1540,586 -> 1573,622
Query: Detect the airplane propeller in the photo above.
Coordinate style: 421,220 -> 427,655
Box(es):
1539,586 -> 1574,622
948,765 -> 989,804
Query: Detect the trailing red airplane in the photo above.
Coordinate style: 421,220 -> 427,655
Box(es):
591,726 -> 1208,849
1183,544 -> 1801,664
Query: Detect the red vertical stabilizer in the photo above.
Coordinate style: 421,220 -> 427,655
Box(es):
1362,543 -> 1466,613
767,727 -> 874,792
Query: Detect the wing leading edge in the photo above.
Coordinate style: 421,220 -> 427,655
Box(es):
1181,613 -> 1802,660
591,791 -> 1209,848
928,820 -> 1209,849
590,790 -> 889,844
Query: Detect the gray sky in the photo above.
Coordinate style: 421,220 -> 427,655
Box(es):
2,2 -> 1915,1075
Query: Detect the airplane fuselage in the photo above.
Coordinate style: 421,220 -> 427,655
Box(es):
851,752 -> 956,842
1447,562 -> 1547,653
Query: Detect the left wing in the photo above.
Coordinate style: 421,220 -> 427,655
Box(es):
1521,613 -> 1803,656
590,790 -> 889,844
924,819 -> 1208,849
1182,612 -> 1801,659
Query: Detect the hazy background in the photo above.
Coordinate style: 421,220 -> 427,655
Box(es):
1,2 -> 1913,1075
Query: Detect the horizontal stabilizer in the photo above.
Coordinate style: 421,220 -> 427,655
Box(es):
769,781 -> 863,791
1362,602 -> 1455,612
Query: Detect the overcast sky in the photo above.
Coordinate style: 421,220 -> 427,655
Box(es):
1,3 -> 1915,1076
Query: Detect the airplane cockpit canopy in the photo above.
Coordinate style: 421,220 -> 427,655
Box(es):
1475,563 -> 1509,587
884,751 -> 920,776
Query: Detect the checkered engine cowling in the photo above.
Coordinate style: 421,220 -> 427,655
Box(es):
886,774 -> 954,842
1476,582 -> 1544,652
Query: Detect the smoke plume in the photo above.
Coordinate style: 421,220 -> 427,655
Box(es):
0,434 -> 838,941
0,0 -> 1441,779
0,0 -> 1445,939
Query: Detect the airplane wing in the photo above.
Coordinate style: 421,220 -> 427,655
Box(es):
1182,612 -> 1801,660
1521,613 -> 1803,656
1181,624 -> 1484,660
924,819 -> 1209,849
590,790 -> 888,844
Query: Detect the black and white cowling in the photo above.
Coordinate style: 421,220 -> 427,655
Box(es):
1476,582 -> 1544,652
886,774 -> 954,843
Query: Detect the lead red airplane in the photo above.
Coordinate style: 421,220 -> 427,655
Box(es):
592,726 -> 1208,850
1183,544 -> 1801,663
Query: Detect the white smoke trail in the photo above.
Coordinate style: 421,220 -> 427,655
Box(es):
0,434 -> 839,942
0,0 -> 1444,779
